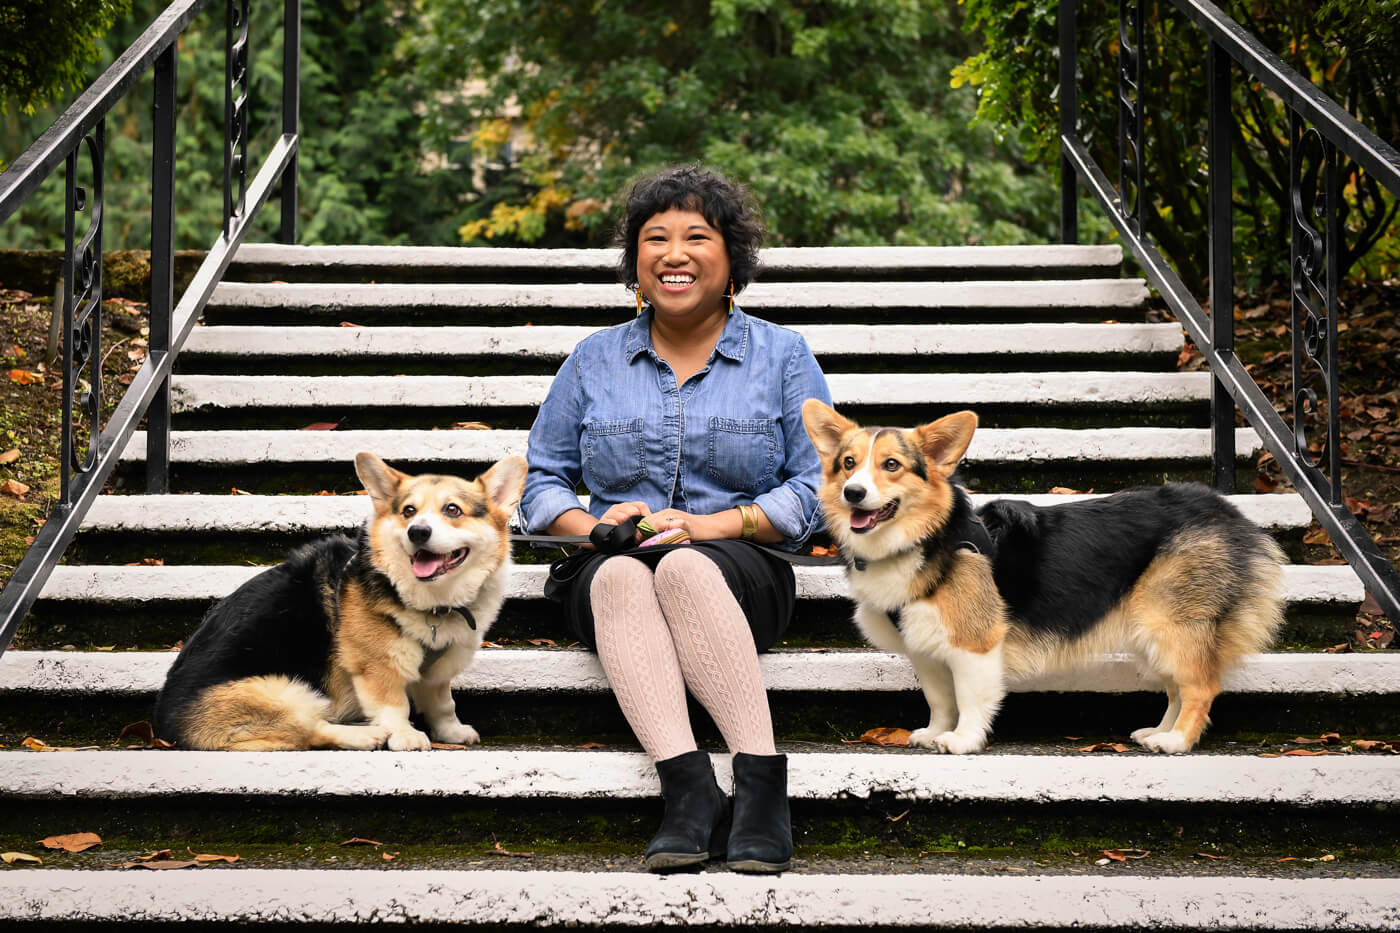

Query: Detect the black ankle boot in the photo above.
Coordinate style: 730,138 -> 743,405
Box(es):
644,750 -> 730,872
726,752 -> 792,873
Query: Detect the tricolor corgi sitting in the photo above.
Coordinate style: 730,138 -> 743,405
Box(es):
802,401 -> 1285,754
154,452 -> 526,751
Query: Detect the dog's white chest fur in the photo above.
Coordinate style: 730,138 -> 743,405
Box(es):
847,550 -> 926,611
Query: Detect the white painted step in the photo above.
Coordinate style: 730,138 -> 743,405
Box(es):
3,748 -> 1393,803
168,372 -> 1212,413
5,870 -> 1395,929
206,279 -> 1148,312
5,649 -> 1395,697
182,322 -> 1184,360
79,492 -> 1313,534
37,563 -> 1365,606
230,241 -> 1129,276
116,427 -> 1264,465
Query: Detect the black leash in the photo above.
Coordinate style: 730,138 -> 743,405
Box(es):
510,516 -> 844,566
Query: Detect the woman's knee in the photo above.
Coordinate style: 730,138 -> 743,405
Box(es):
654,548 -> 723,593
588,556 -> 656,634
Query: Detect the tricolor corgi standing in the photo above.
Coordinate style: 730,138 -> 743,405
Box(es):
802,400 -> 1285,754
154,452 -> 527,751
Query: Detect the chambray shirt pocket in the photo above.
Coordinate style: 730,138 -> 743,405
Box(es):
706,416 -> 778,496
582,417 -> 646,493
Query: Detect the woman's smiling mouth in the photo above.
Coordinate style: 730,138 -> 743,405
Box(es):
659,272 -> 696,289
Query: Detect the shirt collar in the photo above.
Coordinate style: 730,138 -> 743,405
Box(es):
624,305 -> 751,364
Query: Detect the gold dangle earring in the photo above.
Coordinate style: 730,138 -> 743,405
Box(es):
727,278 -> 735,316
636,288 -> 645,315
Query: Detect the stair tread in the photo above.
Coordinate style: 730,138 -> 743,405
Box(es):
78,491 -> 1314,532
183,321 -> 1185,358
5,648 -> 1395,696
206,279 -> 1149,310
231,241 -> 1128,274
4,867 -> 1394,928
115,426 -> 1265,464
169,371 -> 1214,411
3,746 -> 1393,802
38,562 -> 1364,605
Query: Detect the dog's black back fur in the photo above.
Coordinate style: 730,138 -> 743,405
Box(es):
978,483 -> 1265,640
153,533 -> 358,739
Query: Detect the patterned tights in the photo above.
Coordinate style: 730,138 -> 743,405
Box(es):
589,548 -> 777,761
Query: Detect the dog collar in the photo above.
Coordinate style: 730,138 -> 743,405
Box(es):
428,604 -> 476,631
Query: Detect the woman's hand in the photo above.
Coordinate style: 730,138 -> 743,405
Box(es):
645,508 -> 728,542
599,501 -> 652,526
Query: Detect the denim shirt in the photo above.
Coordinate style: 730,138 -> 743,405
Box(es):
521,306 -> 832,550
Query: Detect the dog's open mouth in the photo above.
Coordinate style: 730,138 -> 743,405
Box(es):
849,500 -> 898,534
411,547 -> 469,581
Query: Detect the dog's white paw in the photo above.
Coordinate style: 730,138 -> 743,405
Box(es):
1138,730 -> 1191,754
431,722 -> 480,746
385,727 -> 433,751
933,730 -> 986,755
1130,726 -> 1162,744
318,723 -> 391,750
907,727 -> 942,750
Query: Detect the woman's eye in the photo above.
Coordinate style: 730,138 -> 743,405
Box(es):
883,459 -> 901,472
443,503 -> 462,518
401,505 -> 417,518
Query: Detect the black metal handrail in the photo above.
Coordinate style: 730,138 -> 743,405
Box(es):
1059,0 -> 1400,620
0,0 -> 301,652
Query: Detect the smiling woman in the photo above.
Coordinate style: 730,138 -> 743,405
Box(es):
520,164 -> 833,875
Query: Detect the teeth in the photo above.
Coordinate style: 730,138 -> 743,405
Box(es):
661,274 -> 694,285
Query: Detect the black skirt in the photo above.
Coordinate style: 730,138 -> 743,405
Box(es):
544,539 -> 796,652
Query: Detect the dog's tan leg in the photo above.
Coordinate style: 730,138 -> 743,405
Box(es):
1131,676 -> 1182,746
1139,676 -> 1218,754
352,670 -> 431,751
410,676 -> 479,746
309,722 -> 392,750
905,654 -> 958,746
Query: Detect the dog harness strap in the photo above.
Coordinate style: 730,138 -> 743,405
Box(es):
428,604 -> 477,631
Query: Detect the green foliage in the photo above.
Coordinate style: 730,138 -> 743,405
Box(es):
0,0 -> 133,118
1,0 -> 477,250
408,0 -> 1068,248
953,0 -> 1400,287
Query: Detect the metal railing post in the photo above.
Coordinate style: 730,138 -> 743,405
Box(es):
1207,41 -> 1235,492
1059,0 -> 1079,244
147,42 -> 177,494
280,0 -> 300,243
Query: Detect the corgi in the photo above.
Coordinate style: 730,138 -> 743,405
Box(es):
802,400 -> 1286,754
153,452 -> 527,751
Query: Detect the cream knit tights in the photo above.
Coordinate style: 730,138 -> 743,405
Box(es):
590,549 -> 777,762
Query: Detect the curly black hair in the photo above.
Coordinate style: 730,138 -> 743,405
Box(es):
614,164 -> 765,296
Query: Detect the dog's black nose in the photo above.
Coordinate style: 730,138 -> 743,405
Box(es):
843,484 -> 866,504
407,523 -> 432,546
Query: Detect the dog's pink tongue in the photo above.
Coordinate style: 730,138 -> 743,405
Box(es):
412,552 -> 446,579
849,509 -> 875,530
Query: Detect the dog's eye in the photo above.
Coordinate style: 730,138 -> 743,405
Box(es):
841,456 -> 856,471
443,503 -> 462,518
401,505 -> 417,518
883,458 -> 901,472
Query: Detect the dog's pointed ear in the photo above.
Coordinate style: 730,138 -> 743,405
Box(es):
479,455 -> 528,515
803,399 -> 856,462
355,452 -> 406,510
912,411 -> 978,478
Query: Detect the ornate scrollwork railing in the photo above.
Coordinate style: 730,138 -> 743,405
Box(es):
1059,0 -> 1400,620
0,0 -> 302,653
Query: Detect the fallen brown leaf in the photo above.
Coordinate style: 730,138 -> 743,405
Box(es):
129,849 -> 174,862
429,742 -> 468,750
1077,742 -> 1131,753
2,479 -> 30,497
450,421 -> 492,430
188,848 -> 240,864
38,833 -> 102,853
1102,848 -> 1150,861
382,851 -> 398,861
8,369 -> 42,385
490,840 -> 534,858
0,448 -> 18,464
118,721 -> 175,749
1281,749 -> 1335,756
339,838 -> 382,847
123,859 -> 200,870
20,736 -> 52,751
2,852 -> 43,865
1289,733 -> 1342,746
302,422 -> 339,431
1193,852 -> 1228,860
848,727 -> 912,747
1351,739 -> 1399,753
527,638 -> 557,646
576,741 -> 608,750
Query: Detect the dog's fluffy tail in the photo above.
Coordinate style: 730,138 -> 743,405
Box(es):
171,675 -> 342,751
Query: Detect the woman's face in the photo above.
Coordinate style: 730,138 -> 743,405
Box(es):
636,208 -> 731,324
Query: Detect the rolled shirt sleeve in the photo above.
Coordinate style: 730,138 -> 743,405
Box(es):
752,334 -> 832,550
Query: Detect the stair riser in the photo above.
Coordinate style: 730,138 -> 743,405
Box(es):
1,796 -> 1394,862
3,689 -> 1397,750
17,598 -> 1357,652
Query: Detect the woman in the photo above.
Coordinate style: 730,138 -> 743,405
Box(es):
520,164 -> 831,874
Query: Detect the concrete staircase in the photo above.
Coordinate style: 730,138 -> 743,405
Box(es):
2,243 -> 1396,929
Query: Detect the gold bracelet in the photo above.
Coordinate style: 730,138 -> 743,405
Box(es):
738,504 -> 758,541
